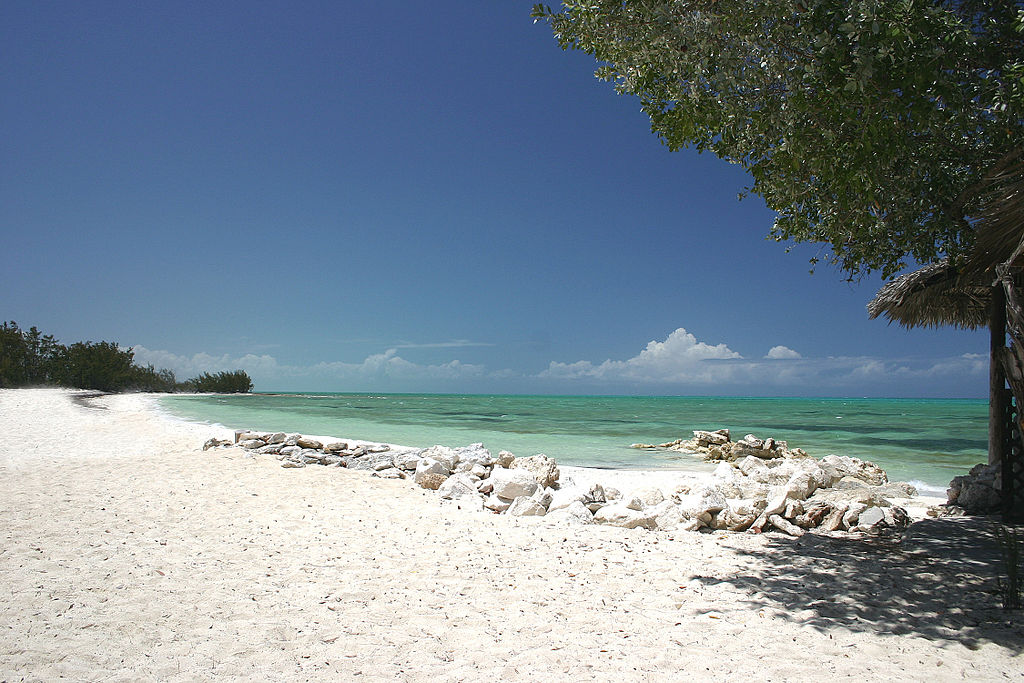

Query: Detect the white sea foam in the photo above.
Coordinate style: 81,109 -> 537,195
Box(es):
908,479 -> 947,497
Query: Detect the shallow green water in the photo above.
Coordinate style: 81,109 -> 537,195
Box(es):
159,393 -> 987,492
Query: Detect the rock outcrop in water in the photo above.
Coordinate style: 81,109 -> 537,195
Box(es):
203,427 -> 921,537
631,429 -> 812,462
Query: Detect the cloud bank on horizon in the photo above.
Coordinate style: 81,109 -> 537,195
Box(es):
132,327 -> 986,398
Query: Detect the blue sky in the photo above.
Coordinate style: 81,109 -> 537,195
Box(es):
1,2 -> 987,397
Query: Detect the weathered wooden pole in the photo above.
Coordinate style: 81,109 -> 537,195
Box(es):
990,283 -> 1008,466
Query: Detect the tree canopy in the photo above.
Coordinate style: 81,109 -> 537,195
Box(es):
533,1 -> 1024,278
185,370 -> 254,394
0,321 -> 252,394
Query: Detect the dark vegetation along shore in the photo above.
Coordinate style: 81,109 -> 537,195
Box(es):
0,321 -> 251,394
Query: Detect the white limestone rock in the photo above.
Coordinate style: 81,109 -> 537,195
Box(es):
680,517 -> 705,532
416,472 -> 448,491
738,456 -> 770,479
419,445 -> 459,472
627,486 -> 666,508
372,467 -> 406,479
819,503 -> 848,532
820,454 -> 888,486
510,454 -> 560,489
768,514 -> 805,537
650,501 -> 686,530
392,450 -> 421,471
483,468 -> 539,500
300,449 -> 324,464
713,461 -> 741,480
783,471 -> 818,501
484,494 -> 513,513
856,506 -> 886,529
834,476 -> 870,490
842,502 -> 868,529
584,484 -> 608,512
693,429 -> 730,446
876,481 -> 918,498
506,497 -> 547,516
719,501 -> 758,532
454,443 -> 495,468
790,500 -> 830,529
365,454 -> 395,470
544,501 -> 594,525
783,499 -> 804,519
547,486 -> 586,513
495,450 -> 516,468
532,486 -> 554,510
741,434 -> 765,449
438,473 -> 480,500
415,457 -> 451,478
593,502 -> 658,530
690,485 -> 728,515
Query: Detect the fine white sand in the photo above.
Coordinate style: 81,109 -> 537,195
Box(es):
2,388 -> 1021,681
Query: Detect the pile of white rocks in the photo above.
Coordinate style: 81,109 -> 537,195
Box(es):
632,428 -> 810,461
946,462 -> 1002,514
204,430 -> 396,469
203,428 -> 918,537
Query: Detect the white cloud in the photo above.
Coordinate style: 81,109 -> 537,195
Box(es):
765,345 -> 802,360
130,345 -> 487,388
538,328 -> 986,395
542,328 -> 741,383
391,340 -> 495,349
130,346 -> 284,378
131,331 -> 987,397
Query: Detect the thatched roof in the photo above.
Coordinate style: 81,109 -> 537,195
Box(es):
867,259 -> 992,330
868,148 -> 1023,331
963,152 -> 1024,277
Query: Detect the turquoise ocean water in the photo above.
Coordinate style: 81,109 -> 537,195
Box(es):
158,393 -> 986,494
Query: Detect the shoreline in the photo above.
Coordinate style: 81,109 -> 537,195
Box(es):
151,392 -> 948,520
154,391 -> 975,492
1,387 -> 1019,680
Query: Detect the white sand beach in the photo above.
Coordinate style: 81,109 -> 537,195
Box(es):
1,388 -> 1021,681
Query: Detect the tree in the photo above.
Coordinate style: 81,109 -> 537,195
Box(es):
533,1 -> 1024,278
56,341 -> 138,392
186,370 -> 254,394
23,326 -> 61,384
0,321 -> 251,393
0,321 -> 29,387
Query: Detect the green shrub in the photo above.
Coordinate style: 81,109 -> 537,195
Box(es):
185,370 -> 253,394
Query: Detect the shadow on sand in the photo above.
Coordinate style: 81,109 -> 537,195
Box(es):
70,391 -> 109,410
698,516 -> 1023,652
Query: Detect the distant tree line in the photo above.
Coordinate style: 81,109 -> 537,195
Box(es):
185,370 -> 254,394
0,321 -> 253,393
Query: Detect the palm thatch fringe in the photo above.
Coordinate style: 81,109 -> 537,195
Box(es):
866,259 -> 991,330
964,151 -> 1024,278
867,148 -> 1024,331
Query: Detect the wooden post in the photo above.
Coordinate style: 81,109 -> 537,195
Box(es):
990,284 -> 1008,466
